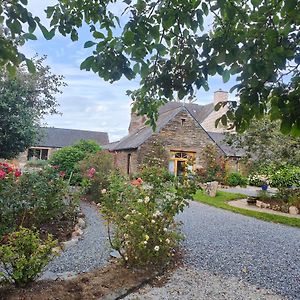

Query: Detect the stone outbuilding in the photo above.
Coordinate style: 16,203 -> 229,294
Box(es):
107,91 -> 244,176
18,127 -> 109,166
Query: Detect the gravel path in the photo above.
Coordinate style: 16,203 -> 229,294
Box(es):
125,267 -> 286,300
127,201 -> 299,299
179,201 -> 300,299
41,201 -> 110,280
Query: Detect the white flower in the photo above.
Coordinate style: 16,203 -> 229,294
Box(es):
144,196 -> 150,203
101,188 -> 107,194
154,246 -> 160,251
153,210 -> 161,217
151,219 -> 156,224
144,240 -> 148,245
137,199 -> 143,203
131,209 -> 136,213
144,234 -> 149,241
163,227 -> 168,232
166,238 -> 170,244
124,214 -> 130,219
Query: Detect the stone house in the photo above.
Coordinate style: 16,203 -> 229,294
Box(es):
18,127 -> 109,166
108,90 -> 244,176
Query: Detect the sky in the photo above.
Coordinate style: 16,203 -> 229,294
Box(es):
22,0 -> 235,142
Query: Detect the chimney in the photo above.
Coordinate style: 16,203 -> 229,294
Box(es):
128,110 -> 147,133
214,89 -> 228,106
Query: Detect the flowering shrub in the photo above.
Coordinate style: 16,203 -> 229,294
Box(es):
270,166 -> 300,188
49,140 -> 101,185
101,169 -> 195,269
0,227 -> 57,287
0,166 -> 74,236
79,150 -> 114,203
196,145 -> 226,183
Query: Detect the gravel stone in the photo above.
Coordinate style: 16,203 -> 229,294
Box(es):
40,201 -> 110,280
178,201 -> 300,300
125,266 -> 286,300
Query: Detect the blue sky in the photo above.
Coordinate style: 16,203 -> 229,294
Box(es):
22,1 -> 235,142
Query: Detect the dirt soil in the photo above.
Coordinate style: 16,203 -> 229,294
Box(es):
0,262 -> 153,300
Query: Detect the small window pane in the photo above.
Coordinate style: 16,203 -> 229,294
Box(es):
168,160 -> 175,174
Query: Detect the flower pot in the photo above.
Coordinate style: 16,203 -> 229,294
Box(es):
261,184 -> 268,191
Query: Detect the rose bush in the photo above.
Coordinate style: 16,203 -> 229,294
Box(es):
101,168 -> 196,269
0,165 -> 77,237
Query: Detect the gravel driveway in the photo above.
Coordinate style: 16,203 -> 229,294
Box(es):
128,201 -> 300,299
41,201 -> 110,280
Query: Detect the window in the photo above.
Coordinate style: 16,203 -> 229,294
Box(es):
127,153 -> 131,174
169,151 -> 196,176
181,118 -> 186,126
27,148 -> 49,160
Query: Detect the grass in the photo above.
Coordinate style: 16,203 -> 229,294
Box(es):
193,190 -> 300,228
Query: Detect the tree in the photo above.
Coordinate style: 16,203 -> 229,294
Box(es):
0,56 -> 65,159
226,118 -> 300,168
1,1 -> 299,134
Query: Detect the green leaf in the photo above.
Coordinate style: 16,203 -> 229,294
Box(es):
123,30 -> 134,45
140,63 -> 149,78
202,2 -> 209,15
93,31 -> 105,39
38,24 -> 55,40
26,59 -> 36,73
84,41 -> 96,48
251,0 -> 261,7
221,115 -> 227,126
80,56 -> 94,70
20,0 -> 28,4
222,70 -> 230,83
133,63 -> 140,74
23,33 -> 37,40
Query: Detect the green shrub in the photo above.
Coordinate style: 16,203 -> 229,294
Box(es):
270,166 -> 300,188
226,172 -> 248,187
0,227 -> 57,287
25,159 -> 49,168
49,140 -> 101,185
0,166 -> 73,236
101,169 -> 195,269
79,150 -> 114,202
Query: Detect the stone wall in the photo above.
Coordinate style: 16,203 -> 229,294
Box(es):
116,109 -> 225,175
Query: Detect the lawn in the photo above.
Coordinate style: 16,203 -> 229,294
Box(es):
193,190 -> 300,228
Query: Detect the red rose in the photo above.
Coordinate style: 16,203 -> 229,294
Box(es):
0,169 -> 6,179
59,171 -> 65,178
14,169 -> 22,177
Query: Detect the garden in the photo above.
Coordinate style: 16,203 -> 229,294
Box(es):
0,140 -> 197,298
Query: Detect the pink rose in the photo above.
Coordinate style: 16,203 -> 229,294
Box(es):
0,169 -> 6,179
87,167 -> 96,179
14,169 -> 22,177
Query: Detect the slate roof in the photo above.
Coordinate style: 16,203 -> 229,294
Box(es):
207,132 -> 245,157
110,101 -> 243,157
34,127 -> 109,148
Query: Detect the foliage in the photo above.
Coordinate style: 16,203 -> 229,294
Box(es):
141,139 -> 169,169
49,140 -> 101,184
226,118 -> 300,168
0,227 -> 57,287
1,1 -> 300,134
270,166 -> 300,188
0,56 -> 65,159
226,172 -> 248,187
274,188 -> 300,208
196,144 -> 226,183
79,150 -> 114,202
25,159 -> 49,168
0,164 -> 73,236
101,168 -> 195,269
194,190 -> 300,228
